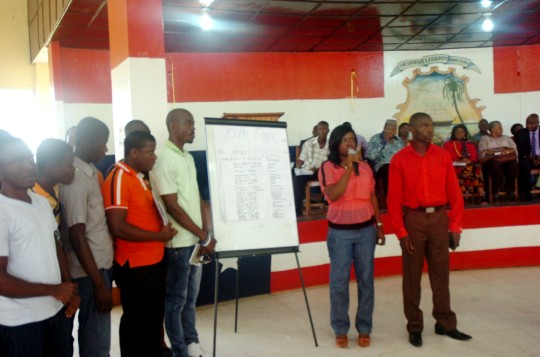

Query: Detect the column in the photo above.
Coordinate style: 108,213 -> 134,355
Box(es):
108,0 -> 168,158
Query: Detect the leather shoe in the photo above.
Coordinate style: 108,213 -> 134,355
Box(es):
435,325 -> 472,341
408,333 -> 422,347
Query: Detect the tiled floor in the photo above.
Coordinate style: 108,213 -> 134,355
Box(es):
97,266 -> 540,357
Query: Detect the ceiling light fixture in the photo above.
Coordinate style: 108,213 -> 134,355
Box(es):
482,14 -> 494,32
200,0 -> 214,6
481,0 -> 492,8
200,8 -> 212,31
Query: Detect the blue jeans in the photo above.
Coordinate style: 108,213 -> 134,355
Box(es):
0,306 -> 72,357
74,268 -> 112,357
164,247 -> 202,357
327,225 -> 376,336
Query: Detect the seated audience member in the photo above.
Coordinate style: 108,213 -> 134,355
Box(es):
367,120 -> 404,195
300,124 -> 318,148
471,119 -> 489,147
510,123 -> 523,142
443,125 -> 485,198
0,137 -> 78,356
478,121 -> 518,199
342,121 -> 368,157
293,121 -> 330,216
398,122 -> 410,143
514,113 -> 540,201
103,131 -> 176,357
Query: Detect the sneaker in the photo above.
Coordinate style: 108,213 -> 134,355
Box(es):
187,342 -> 204,357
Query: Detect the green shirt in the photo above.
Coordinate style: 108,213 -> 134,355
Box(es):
151,140 -> 201,248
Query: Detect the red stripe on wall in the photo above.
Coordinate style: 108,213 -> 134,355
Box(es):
59,48 -> 112,103
165,52 -> 384,103
494,44 -> 540,93
270,246 -> 540,293
462,204 -> 540,229
298,204 -> 540,244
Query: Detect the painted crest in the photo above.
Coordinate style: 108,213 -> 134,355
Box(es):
394,66 -> 485,145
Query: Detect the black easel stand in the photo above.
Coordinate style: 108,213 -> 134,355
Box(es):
212,246 -> 318,357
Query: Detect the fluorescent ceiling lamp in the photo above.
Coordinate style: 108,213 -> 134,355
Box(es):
481,0 -> 492,8
200,9 -> 212,31
200,0 -> 214,6
482,16 -> 494,31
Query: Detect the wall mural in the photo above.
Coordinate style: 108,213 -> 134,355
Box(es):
394,66 -> 485,145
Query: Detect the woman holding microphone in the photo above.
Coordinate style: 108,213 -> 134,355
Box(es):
318,124 -> 386,349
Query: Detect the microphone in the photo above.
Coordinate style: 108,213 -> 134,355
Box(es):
348,148 -> 359,176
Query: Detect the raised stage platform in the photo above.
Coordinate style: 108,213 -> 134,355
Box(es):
197,203 -> 540,305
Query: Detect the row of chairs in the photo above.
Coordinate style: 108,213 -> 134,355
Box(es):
297,149 -> 540,215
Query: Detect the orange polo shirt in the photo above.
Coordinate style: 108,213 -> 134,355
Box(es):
102,162 -> 164,267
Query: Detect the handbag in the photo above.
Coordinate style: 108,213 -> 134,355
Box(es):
492,150 -> 517,163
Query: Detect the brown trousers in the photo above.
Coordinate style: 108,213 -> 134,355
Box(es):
401,208 -> 457,333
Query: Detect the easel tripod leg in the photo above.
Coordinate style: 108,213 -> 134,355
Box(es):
234,257 -> 240,333
295,251 -> 318,347
213,256 -> 220,357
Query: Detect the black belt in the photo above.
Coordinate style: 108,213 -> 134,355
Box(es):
328,217 -> 375,230
404,205 -> 446,213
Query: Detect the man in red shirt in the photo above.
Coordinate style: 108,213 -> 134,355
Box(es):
102,131 -> 176,357
387,112 -> 471,348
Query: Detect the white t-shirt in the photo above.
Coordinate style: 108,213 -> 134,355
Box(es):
0,191 -> 63,326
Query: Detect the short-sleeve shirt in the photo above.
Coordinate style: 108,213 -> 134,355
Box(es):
59,156 -> 113,279
318,161 -> 375,225
367,133 -> 404,172
0,191 -> 63,326
102,162 -> 164,268
299,137 -> 329,170
151,140 -> 201,248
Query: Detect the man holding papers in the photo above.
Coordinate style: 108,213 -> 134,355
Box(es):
102,131 -> 176,357
151,109 -> 217,357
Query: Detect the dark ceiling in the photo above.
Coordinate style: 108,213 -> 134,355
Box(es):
53,0 -> 540,52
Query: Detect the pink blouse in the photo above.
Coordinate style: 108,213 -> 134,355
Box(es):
318,160 -> 375,225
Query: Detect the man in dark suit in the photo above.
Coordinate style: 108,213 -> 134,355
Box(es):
515,113 -> 540,201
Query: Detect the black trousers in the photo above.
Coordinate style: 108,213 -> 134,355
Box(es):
114,259 -> 166,357
518,157 -> 540,196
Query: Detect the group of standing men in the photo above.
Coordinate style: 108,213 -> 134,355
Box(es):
0,109 -> 215,357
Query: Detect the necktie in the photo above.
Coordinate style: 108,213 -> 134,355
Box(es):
532,131 -> 537,157
461,142 -> 470,158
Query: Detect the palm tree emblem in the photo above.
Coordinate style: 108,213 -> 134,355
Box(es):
442,74 -> 465,125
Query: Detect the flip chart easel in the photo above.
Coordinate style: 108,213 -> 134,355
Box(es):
204,118 -> 318,356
